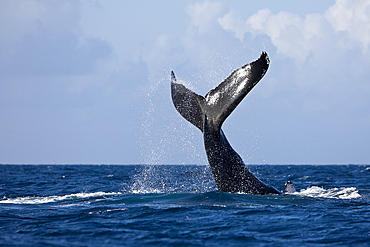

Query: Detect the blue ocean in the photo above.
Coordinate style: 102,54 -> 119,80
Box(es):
1,164 -> 369,246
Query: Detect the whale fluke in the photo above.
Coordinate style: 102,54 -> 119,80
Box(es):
171,52 -> 280,195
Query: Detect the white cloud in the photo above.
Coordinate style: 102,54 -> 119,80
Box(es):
218,8 -> 323,60
218,11 -> 247,41
244,10 -> 334,61
186,1 -> 225,34
325,0 -> 370,53
218,0 -> 370,60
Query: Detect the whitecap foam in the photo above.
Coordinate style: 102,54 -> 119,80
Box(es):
129,188 -> 164,194
0,192 -> 122,205
289,186 -> 361,199
88,208 -> 128,215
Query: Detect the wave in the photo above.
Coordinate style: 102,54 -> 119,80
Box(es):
1,186 -> 361,206
0,191 -> 122,205
287,186 -> 361,199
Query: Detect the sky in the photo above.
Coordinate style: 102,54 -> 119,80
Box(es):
0,0 -> 369,165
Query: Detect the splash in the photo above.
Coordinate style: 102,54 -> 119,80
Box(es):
0,192 -> 122,205
136,68 -> 208,193
129,165 -> 168,194
127,165 -> 216,194
289,186 -> 361,199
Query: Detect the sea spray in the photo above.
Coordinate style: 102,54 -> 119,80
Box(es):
129,165 -> 215,194
136,70 -> 207,193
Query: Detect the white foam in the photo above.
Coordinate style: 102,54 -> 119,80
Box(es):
0,192 -> 122,205
291,186 -> 361,199
130,188 -> 163,194
88,208 -> 128,215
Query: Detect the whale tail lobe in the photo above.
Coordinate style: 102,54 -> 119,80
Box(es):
171,71 -> 205,131
171,52 -> 270,131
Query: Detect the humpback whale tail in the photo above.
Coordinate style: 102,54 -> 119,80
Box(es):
171,52 -> 269,132
171,52 -> 280,195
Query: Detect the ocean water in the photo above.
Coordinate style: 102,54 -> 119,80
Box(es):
0,164 -> 369,246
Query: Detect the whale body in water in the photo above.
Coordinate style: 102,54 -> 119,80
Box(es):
171,52 -> 280,195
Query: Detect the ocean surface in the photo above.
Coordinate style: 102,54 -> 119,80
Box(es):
1,164 -> 369,246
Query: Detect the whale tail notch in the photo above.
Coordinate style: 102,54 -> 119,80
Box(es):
171,52 -> 270,132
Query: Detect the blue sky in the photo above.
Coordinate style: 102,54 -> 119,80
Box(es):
1,0 -> 369,164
